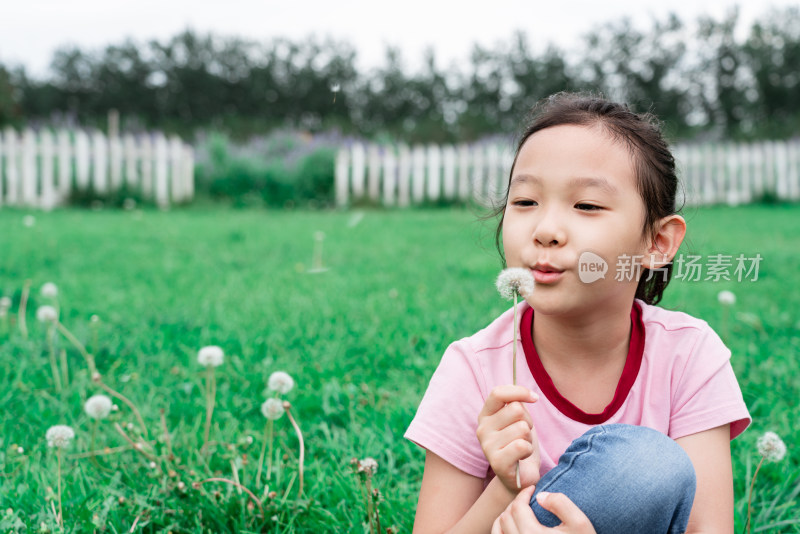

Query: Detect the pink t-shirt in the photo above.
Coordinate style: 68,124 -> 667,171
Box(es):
405,299 -> 751,480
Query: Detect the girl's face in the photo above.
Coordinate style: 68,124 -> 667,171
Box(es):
502,124 -> 653,316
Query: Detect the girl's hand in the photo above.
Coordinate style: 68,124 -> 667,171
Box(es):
477,385 -> 541,493
492,485 -> 597,534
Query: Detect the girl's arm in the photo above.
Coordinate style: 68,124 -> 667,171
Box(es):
675,424 -> 734,534
413,450 -> 517,534
414,386 -> 540,533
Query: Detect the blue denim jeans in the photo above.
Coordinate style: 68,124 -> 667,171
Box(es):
530,424 -> 696,534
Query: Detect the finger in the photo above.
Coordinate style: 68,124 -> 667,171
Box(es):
535,492 -> 595,531
495,427 -> 535,459
479,386 -> 538,418
483,401 -> 534,433
496,510 -> 522,534
508,485 -> 539,529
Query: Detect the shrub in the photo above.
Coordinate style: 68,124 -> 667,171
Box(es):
194,130 -> 341,208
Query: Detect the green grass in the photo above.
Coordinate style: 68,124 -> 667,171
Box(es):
0,203 -> 798,532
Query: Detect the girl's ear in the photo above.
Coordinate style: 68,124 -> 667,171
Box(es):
641,215 -> 687,270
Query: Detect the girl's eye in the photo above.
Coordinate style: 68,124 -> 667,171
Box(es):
575,203 -> 603,211
512,200 -> 537,207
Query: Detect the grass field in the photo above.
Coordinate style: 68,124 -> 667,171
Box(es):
0,203 -> 798,533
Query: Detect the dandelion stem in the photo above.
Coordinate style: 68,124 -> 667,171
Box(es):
89,420 -> 99,467
365,475 -> 376,534
128,513 -> 142,533
745,455 -> 765,534
47,325 -> 63,392
230,458 -> 243,494
195,478 -> 264,516
512,292 -> 518,386
67,444 -> 130,460
59,348 -> 69,390
57,448 -> 64,530
722,306 -> 730,342
202,366 -> 216,454
99,381 -> 148,439
283,402 -> 304,498
114,423 -> 158,463
256,419 -> 272,487
513,291 -> 521,489
55,321 -> 96,373
19,280 -> 30,339
160,409 -> 174,459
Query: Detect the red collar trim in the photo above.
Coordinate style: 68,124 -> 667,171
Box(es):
520,301 -> 645,425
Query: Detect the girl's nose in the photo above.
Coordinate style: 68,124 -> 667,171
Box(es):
532,211 -> 566,247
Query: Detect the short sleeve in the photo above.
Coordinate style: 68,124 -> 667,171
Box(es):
669,325 -> 751,440
404,340 -> 490,478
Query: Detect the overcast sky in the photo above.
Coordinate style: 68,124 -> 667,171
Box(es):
0,0 -> 793,77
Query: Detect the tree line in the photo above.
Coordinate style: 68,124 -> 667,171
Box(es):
0,6 -> 798,143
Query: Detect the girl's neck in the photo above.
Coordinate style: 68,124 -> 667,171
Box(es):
532,301 -> 633,372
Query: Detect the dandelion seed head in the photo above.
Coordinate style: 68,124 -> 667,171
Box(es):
90,314 -> 100,323
358,457 -> 378,474
17,446 -> 24,454
268,371 -> 294,394
717,290 -> 736,306
261,398 -> 285,420
197,345 -> 224,367
45,425 -> 75,449
36,305 -> 58,324
496,268 -> 535,300
84,394 -> 113,420
0,296 -> 11,309
22,215 -> 35,227
149,461 -> 157,469
757,431 -> 787,462
40,282 -> 58,299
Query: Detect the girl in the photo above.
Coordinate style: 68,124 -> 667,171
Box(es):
405,93 -> 751,534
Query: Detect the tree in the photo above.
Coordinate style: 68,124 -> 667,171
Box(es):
743,6 -> 800,138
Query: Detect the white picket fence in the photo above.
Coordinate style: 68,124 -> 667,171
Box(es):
0,128 -> 194,209
334,140 -> 800,207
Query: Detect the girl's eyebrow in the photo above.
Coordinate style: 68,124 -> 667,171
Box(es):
509,174 -> 618,195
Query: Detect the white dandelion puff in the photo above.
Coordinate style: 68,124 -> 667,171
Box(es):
36,305 -> 58,323
268,371 -> 295,394
45,425 -> 75,449
197,345 -> 224,367
496,268 -> 535,300
358,457 -> 378,474
40,283 -> 58,299
0,296 -> 11,309
757,431 -> 787,463
84,394 -> 113,420
717,290 -> 736,306
23,215 -> 35,227
261,398 -> 285,420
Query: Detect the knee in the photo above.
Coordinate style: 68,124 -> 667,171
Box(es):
591,424 -> 696,497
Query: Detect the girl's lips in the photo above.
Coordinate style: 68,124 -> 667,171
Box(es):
532,268 -> 564,284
